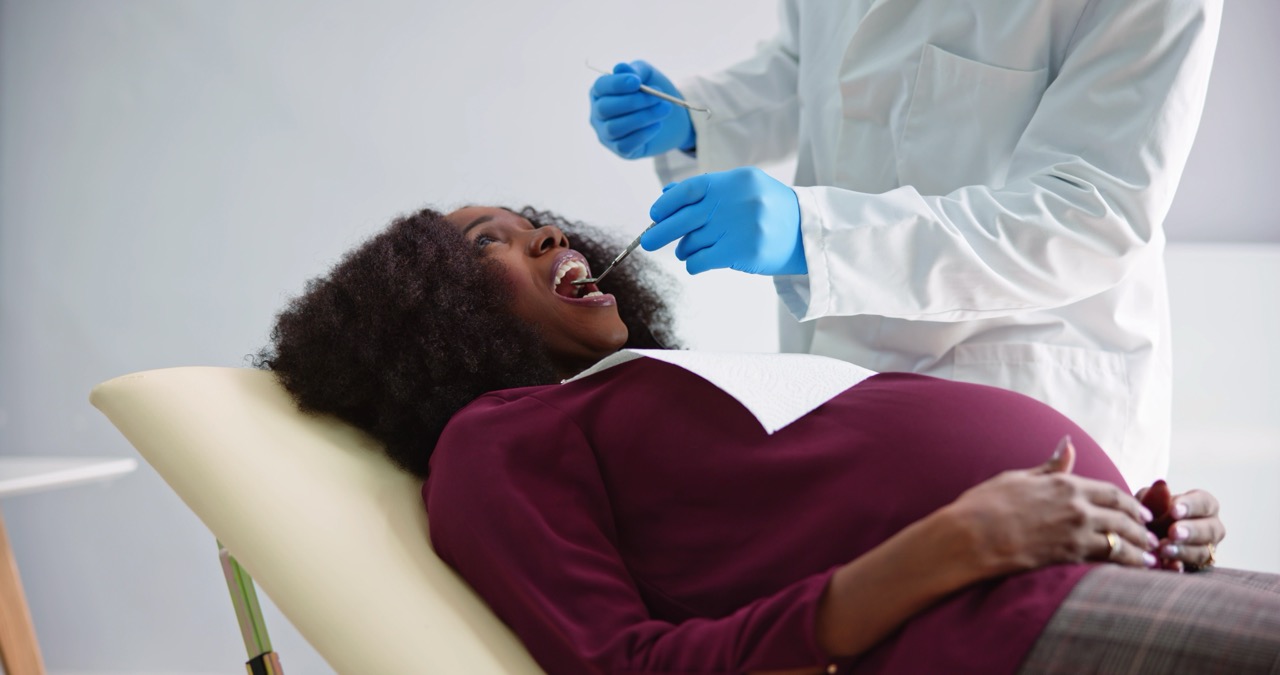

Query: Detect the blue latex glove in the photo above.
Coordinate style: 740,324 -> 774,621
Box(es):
589,61 -> 695,160
643,167 -> 806,276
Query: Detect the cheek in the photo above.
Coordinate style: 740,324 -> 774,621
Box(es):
500,269 -> 551,326
490,254 -> 542,301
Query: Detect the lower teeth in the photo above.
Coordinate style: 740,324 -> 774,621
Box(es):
583,291 -> 602,298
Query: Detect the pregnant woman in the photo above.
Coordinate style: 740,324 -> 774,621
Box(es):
257,205 -> 1276,674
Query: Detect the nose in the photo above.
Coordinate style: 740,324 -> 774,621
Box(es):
526,225 -> 569,256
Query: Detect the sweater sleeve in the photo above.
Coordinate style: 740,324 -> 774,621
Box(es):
426,394 -> 842,675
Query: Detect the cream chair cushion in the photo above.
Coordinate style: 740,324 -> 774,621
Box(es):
90,366 -> 545,675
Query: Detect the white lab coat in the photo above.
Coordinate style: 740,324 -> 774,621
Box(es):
655,0 -> 1222,488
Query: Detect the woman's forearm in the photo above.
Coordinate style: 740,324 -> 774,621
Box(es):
812,439 -> 1155,661
814,505 -> 983,658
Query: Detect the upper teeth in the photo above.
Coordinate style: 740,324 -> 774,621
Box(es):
553,259 -> 589,288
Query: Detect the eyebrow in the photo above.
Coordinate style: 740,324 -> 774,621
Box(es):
462,215 -> 494,235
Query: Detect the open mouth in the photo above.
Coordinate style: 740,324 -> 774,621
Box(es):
552,257 -> 602,300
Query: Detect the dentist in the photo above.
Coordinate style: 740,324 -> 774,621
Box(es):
588,0 -> 1222,489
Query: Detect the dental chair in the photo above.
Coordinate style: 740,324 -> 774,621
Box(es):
89,366 -> 546,675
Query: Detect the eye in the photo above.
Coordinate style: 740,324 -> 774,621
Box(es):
473,233 -> 498,250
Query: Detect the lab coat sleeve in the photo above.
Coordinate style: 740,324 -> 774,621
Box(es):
654,0 -> 802,185
427,395 -> 840,675
777,0 -> 1222,322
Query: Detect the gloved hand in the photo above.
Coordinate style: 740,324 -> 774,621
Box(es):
589,61 -> 695,160
642,167 -> 806,276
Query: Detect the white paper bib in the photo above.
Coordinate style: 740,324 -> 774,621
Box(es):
566,350 -> 878,434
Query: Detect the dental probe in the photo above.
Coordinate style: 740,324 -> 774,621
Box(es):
586,62 -> 712,116
572,223 -> 655,286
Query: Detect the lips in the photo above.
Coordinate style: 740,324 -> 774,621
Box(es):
549,250 -> 616,306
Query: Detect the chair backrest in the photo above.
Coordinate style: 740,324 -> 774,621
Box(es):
90,366 -> 545,675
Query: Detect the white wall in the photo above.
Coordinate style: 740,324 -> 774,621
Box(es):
1164,245 -> 1280,577
1164,1 -> 1280,241
0,2 -> 1276,674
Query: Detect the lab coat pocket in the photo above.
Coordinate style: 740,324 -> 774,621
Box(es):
898,44 -> 1048,195
952,343 -> 1130,460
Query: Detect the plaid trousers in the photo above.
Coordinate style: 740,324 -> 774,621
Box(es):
1018,565 -> 1280,674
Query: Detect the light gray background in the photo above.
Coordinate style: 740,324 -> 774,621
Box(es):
1,2 -> 1276,674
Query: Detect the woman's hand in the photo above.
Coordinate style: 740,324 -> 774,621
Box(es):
810,436 -> 1159,660
1136,481 -> 1225,572
945,436 -> 1158,577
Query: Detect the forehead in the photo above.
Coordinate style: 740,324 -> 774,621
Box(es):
445,206 -> 529,232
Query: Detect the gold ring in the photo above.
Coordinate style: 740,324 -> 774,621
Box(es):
1205,542 -> 1216,568
1105,531 -> 1120,560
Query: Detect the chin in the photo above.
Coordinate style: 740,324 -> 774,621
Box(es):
605,320 -> 629,351
584,324 -> 630,364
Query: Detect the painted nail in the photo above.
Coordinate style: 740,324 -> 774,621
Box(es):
1163,544 -> 1180,558
1147,532 -> 1160,549
1174,503 -> 1188,519
1050,435 -> 1069,461
1140,505 -> 1154,523
1143,552 -> 1158,568
1174,525 -> 1190,542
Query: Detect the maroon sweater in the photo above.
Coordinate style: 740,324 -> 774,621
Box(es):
424,357 -> 1127,674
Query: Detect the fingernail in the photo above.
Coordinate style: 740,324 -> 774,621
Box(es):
1147,532 -> 1159,549
1174,503 -> 1188,519
1140,506 -> 1154,523
1143,552 -> 1157,568
1163,544 -> 1179,558
1051,435 -> 1069,461
1174,525 -> 1190,542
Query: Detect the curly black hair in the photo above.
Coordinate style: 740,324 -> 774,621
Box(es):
255,206 -> 679,478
